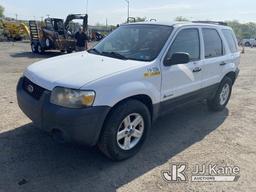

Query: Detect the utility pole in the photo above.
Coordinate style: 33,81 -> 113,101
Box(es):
86,0 -> 89,14
124,0 -> 130,22
15,14 -> 18,21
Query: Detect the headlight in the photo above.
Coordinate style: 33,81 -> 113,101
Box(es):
50,87 -> 95,108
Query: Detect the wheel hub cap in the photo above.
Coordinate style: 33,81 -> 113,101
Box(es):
220,83 -> 230,105
116,113 -> 144,150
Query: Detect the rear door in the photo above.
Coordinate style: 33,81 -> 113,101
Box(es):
221,29 -> 240,69
161,27 -> 203,104
200,28 -> 226,88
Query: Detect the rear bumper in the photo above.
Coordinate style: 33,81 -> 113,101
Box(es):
17,77 -> 110,146
234,68 -> 240,84
235,68 -> 240,79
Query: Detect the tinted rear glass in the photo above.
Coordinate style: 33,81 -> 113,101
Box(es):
222,29 -> 238,53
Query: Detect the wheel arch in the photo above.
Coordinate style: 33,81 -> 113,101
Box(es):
224,71 -> 236,84
104,94 -> 154,124
98,94 -> 154,146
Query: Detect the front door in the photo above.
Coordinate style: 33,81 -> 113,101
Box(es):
160,28 -> 203,111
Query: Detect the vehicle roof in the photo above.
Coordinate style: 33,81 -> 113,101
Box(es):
124,21 -> 232,29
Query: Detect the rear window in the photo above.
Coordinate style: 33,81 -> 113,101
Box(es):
222,29 -> 238,53
202,28 -> 224,58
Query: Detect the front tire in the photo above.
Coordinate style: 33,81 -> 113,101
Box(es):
98,99 -> 151,161
207,77 -> 233,111
67,49 -> 73,54
37,44 -> 45,54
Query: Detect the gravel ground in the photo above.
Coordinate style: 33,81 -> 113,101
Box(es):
0,42 -> 255,192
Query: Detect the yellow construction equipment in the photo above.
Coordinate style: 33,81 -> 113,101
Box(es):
0,19 -> 30,40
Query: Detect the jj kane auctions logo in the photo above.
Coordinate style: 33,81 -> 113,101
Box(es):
161,162 -> 240,182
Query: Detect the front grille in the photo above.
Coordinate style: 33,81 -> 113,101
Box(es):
22,77 -> 46,100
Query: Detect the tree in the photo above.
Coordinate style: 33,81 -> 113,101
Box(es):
135,17 -> 146,22
171,17 -> 256,39
175,16 -> 189,22
126,17 -> 146,23
226,20 -> 256,39
0,5 -> 4,17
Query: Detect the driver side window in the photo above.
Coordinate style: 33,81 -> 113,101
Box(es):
166,28 -> 200,62
45,20 -> 54,31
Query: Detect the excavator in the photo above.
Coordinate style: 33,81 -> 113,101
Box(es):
29,14 -> 88,54
0,19 -> 30,41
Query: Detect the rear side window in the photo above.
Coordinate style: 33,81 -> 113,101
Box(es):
222,29 -> 238,53
167,28 -> 200,61
202,28 -> 223,58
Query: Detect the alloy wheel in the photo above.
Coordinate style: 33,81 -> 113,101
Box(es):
116,113 -> 144,150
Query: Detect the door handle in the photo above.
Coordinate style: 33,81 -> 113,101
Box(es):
193,67 -> 202,73
220,61 -> 227,66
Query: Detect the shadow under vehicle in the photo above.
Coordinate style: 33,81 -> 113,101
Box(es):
29,14 -> 88,54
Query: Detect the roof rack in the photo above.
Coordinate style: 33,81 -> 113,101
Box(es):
192,21 -> 228,26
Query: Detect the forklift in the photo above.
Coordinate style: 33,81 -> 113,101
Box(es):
29,14 -> 88,54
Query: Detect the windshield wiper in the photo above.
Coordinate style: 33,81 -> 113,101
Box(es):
88,48 -> 101,54
101,51 -> 128,60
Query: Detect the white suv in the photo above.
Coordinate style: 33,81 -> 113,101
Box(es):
17,22 -> 240,160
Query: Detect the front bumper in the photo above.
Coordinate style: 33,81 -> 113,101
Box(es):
17,77 -> 110,146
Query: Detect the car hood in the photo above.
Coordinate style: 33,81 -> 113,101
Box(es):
24,52 -> 144,90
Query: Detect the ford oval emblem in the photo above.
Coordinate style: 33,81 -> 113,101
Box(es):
27,84 -> 34,93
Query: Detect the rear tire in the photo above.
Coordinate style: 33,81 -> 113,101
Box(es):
45,38 -> 51,48
207,77 -> 233,111
244,42 -> 251,47
98,99 -> 151,161
67,49 -> 73,54
31,43 -> 38,53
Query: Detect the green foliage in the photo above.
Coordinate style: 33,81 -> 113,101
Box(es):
126,17 -> 146,23
0,5 -> 4,17
135,17 -> 146,22
226,20 -> 256,39
175,16 -> 189,22
173,16 -> 256,39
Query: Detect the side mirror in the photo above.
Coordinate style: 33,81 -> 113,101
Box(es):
165,52 -> 190,66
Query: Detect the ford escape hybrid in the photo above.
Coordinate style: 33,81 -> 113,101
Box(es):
17,22 -> 240,160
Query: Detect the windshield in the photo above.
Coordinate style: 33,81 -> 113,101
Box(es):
90,24 -> 173,61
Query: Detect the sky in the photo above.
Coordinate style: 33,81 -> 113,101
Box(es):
1,0 -> 255,25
